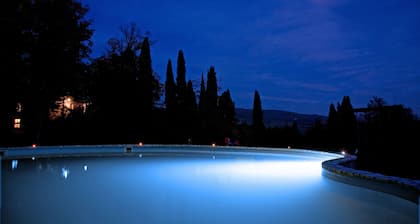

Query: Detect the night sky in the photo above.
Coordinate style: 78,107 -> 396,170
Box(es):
83,0 -> 420,115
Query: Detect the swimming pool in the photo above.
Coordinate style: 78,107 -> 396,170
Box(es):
1,145 -> 418,223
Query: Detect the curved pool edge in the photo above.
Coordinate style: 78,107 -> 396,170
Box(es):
0,144 -> 343,160
322,156 -> 420,205
0,150 -> 3,216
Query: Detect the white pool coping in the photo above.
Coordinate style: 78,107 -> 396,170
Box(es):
0,144 -> 343,160
322,156 -> 420,205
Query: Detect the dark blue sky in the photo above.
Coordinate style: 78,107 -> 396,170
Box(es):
83,0 -> 420,115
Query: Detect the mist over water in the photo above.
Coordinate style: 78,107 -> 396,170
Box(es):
2,155 -> 417,224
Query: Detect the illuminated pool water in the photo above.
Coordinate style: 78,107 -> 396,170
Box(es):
1,146 -> 418,223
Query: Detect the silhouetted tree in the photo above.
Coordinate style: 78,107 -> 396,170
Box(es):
364,96 -> 386,122
357,98 -> 419,179
219,90 -> 236,126
251,90 -> 264,145
138,37 -> 155,111
206,66 -> 218,115
219,89 -> 236,139
106,23 -> 145,56
186,80 -> 197,111
204,66 -> 219,142
198,73 -> 206,116
165,59 -> 176,112
185,80 -> 198,140
0,1 -> 24,145
327,103 -> 339,148
176,50 -> 187,109
337,96 -> 357,150
197,73 -> 208,143
5,0 -> 93,144
252,90 -> 264,130
305,119 -> 327,149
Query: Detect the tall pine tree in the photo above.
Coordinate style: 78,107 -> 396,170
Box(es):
138,37 -> 154,112
186,80 -> 197,111
219,90 -> 236,126
327,103 -> 338,148
206,66 -> 218,115
198,73 -> 206,116
165,59 -> 176,112
337,96 -> 357,150
252,90 -> 264,130
219,89 -> 236,139
176,50 -> 187,109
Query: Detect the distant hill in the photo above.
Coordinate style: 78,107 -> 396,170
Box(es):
236,108 -> 327,133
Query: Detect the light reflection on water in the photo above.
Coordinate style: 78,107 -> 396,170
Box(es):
2,155 -> 417,224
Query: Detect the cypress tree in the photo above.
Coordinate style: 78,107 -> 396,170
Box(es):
327,103 -> 338,129
252,90 -> 264,130
203,66 -> 219,142
327,103 -> 338,147
206,66 -> 218,115
219,89 -> 236,139
164,59 -> 176,112
186,80 -> 197,111
337,96 -> 357,149
138,37 -> 154,111
198,73 -> 206,116
176,50 -> 187,108
137,36 -> 156,139
181,80 -> 198,142
219,89 -> 236,125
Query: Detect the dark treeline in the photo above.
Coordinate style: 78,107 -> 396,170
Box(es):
2,1 -> 419,179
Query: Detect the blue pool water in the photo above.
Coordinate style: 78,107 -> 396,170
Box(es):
1,146 -> 418,223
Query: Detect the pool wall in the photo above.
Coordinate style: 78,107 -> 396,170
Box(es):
0,150 -> 3,215
322,156 -> 420,204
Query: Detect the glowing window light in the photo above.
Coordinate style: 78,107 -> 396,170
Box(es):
61,168 -> 70,179
12,160 -> 18,170
64,97 -> 73,109
14,118 -> 21,129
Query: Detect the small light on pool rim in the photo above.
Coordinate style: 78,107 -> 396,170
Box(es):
138,142 -> 143,147
211,143 -> 216,147
32,144 -> 37,148
341,150 -> 346,155
12,160 -> 18,170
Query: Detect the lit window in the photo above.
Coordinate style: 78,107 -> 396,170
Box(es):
14,118 -> 21,129
64,97 -> 74,110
